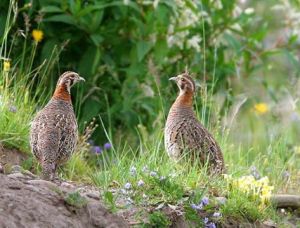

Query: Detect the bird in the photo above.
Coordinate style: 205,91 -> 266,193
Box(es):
164,70 -> 225,175
30,71 -> 85,180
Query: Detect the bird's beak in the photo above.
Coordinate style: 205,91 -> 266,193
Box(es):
169,77 -> 177,81
78,76 -> 85,82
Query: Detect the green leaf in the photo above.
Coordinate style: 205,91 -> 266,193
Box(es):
137,41 -> 153,62
40,6 -> 63,13
43,14 -> 77,26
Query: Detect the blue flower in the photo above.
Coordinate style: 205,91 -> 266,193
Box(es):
9,105 -> 17,113
159,176 -> 166,181
201,196 -> 209,206
142,166 -> 149,173
104,142 -> 112,150
137,180 -> 145,187
93,146 -> 102,154
124,182 -> 131,189
150,171 -> 157,177
203,217 -> 209,224
206,222 -> 216,228
130,166 -> 137,176
191,203 -> 203,210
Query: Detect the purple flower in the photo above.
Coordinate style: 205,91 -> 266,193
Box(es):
212,212 -> 222,218
206,222 -> 216,228
159,176 -> 166,181
191,203 -> 203,210
203,217 -> 209,224
142,166 -> 149,173
150,171 -> 157,177
9,105 -> 17,113
137,180 -> 145,187
201,197 -> 209,206
93,146 -> 102,154
130,166 -> 137,176
104,142 -> 112,150
124,182 -> 131,189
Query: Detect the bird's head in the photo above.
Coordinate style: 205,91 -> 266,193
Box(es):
56,71 -> 85,93
169,71 -> 196,95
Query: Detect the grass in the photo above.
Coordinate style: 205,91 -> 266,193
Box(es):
1,1 -> 300,226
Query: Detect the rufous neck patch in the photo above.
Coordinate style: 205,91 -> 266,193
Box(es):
52,84 -> 71,102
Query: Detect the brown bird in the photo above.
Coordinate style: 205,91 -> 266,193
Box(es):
164,71 -> 225,174
30,71 -> 85,180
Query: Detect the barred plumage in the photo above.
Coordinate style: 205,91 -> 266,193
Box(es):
30,71 -> 85,180
164,72 -> 225,174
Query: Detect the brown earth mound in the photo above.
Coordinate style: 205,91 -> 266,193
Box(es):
0,171 -> 128,228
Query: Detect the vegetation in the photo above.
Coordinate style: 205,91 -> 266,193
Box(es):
1,0 -> 300,226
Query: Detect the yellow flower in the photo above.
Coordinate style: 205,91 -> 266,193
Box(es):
254,103 -> 269,114
32,29 -> 44,43
3,60 -> 11,72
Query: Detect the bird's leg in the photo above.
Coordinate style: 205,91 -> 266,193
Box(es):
42,162 -> 56,181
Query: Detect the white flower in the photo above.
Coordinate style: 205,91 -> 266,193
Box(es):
123,0 -> 129,5
244,8 -> 254,15
124,182 -> 131,189
137,179 -> 145,187
130,166 -> 137,176
187,35 -> 201,52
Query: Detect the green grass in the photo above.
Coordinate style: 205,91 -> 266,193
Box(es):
1,1 -> 300,226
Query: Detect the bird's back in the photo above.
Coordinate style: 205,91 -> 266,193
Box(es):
30,98 -> 78,165
165,100 -> 225,174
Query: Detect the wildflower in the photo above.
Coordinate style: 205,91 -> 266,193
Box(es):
32,29 -> 44,43
130,166 -> 137,176
203,217 -> 209,224
137,179 -> 145,187
3,60 -> 11,72
142,166 -> 149,173
191,203 -> 203,210
187,35 -> 201,52
104,142 -> 112,150
124,182 -> 131,189
244,7 -> 254,14
9,105 -> 17,113
159,176 -> 166,181
282,170 -> 290,180
254,103 -> 269,114
206,222 -> 216,228
150,171 -> 157,177
93,146 -> 102,154
201,196 -> 209,206
212,212 -> 222,218
250,166 -> 261,180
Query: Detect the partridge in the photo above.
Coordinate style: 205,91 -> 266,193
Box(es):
164,71 -> 225,174
30,71 -> 85,180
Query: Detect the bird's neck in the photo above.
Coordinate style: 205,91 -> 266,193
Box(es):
52,84 -> 72,102
173,91 -> 193,108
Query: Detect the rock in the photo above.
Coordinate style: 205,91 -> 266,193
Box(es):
7,172 -> 26,179
0,173 -> 128,227
26,179 -> 59,189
